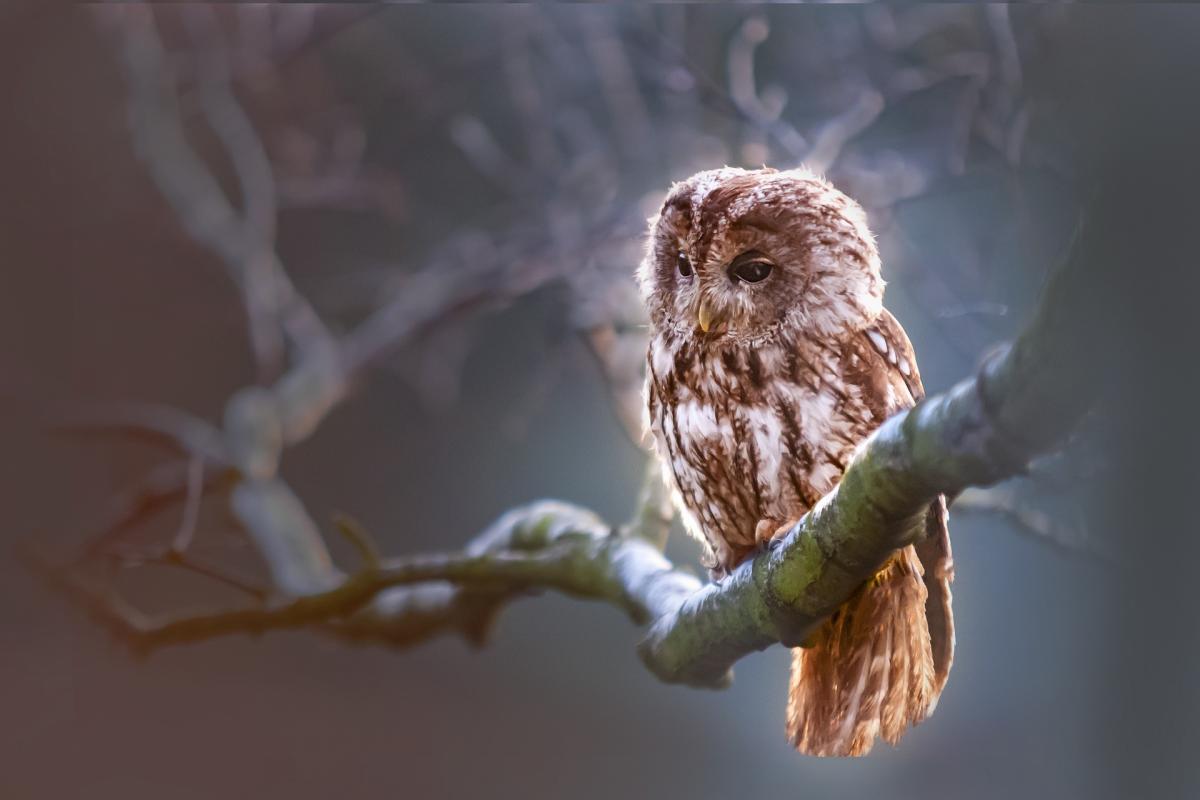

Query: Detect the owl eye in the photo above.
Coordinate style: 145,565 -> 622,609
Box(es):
676,250 -> 693,278
730,252 -> 773,284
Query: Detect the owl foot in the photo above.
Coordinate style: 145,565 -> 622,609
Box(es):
754,518 -> 796,553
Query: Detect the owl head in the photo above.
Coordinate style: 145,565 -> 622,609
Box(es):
638,166 -> 883,346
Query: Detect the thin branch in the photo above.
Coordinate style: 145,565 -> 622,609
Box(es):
319,584 -> 511,650
79,461 -> 236,562
108,547 -> 270,601
53,404 -> 228,464
803,89 -> 885,176
581,11 -> 653,160
104,5 -> 334,375
170,456 -> 205,553
502,17 -> 562,173
622,459 -> 674,550
332,513 -> 382,570
338,245 -> 563,378
582,323 -> 650,446
35,502 -> 701,654
228,476 -> 340,596
952,486 -> 1110,564
984,4 -> 1023,125
448,114 -> 530,194
183,4 -> 286,375
726,16 -> 807,160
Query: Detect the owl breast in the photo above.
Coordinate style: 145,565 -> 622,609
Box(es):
646,328 -> 883,573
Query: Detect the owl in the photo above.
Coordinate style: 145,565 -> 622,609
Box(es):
639,166 -> 954,757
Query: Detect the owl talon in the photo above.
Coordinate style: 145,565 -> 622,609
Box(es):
773,520 -> 799,545
754,519 -> 776,552
754,518 -> 797,553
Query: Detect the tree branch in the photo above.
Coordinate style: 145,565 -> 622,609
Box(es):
38,221 -> 1100,686
31,501 -> 701,656
952,486 -> 1110,564
104,4 -> 334,376
39,8 -> 1102,700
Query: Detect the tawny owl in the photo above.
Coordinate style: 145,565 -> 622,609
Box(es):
639,166 -> 954,757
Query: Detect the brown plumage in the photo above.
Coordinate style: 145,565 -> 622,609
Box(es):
638,166 -> 954,757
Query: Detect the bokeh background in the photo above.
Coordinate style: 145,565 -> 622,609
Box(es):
3,5 -> 1198,799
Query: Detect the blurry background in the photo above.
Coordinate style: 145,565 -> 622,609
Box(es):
2,4 -> 1197,799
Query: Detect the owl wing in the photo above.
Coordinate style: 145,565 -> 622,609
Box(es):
856,309 -> 956,696
862,309 -> 925,408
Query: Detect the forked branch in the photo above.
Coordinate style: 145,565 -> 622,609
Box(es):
36,221 -> 1100,687
34,6 -> 1101,693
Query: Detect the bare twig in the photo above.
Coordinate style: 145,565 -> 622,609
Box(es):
582,11 -> 653,160
169,456 -> 205,553
726,16 -> 807,160
803,89 -> 884,176
502,17 -> 562,173
449,114 -> 530,193
332,513 -> 382,570
338,239 -> 566,378
953,486 -> 1110,564
53,404 -> 228,464
622,460 -> 674,550
108,547 -> 270,601
35,501 -> 700,654
104,5 -> 334,376
79,461 -> 236,562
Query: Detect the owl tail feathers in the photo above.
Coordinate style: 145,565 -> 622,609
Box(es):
785,545 -> 940,757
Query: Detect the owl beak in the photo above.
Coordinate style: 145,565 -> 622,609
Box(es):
697,298 -> 726,333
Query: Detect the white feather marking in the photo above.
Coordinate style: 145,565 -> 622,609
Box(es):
809,460 -> 843,495
651,339 -> 674,381
867,329 -> 889,357
746,406 -> 784,497
676,399 -> 728,441
798,388 -> 838,450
